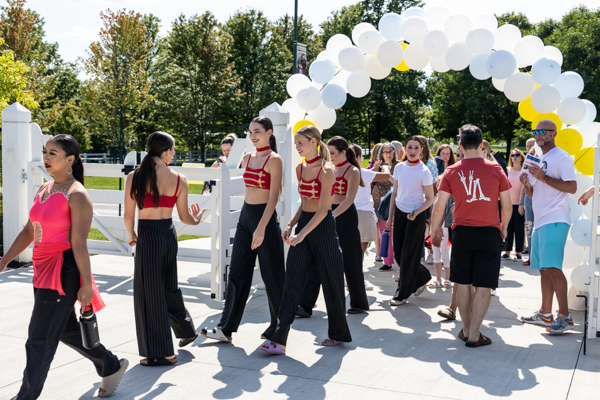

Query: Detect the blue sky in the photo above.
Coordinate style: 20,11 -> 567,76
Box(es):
19,0 -> 600,65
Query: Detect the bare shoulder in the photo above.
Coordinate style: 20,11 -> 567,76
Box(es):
68,185 -> 92,206
267,153 -> 282,167
322,162 -> 335,175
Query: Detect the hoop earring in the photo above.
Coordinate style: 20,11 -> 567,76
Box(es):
66,165 -> 73,175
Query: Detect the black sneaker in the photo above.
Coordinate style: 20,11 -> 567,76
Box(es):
379,264 -> 392,271
515,255 -> 522,261
501,254 -> 510,260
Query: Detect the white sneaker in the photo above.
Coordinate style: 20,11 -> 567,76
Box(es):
364,281 -> 374,291
425,254 -> 434,264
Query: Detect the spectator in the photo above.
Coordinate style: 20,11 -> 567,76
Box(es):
435,144 -> 456,175
212,133 -> 237,168
372,142 -> 397,270
503,149 -> 526,262
391,140 -> 404,161
521,138 -> 537,265
367,143 -> 383,170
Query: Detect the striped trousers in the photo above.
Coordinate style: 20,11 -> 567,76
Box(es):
392,207 -> 431,301
272,211 -> 351,346
218,203 -> 285,339
299,204 -> 369,314
134,219 -> 196,358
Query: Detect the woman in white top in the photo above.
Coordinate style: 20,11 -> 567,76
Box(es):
387,136 -> 435,306
503,149 -> 525,261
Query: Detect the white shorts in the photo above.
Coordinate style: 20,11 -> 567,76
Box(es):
357,210 -> 377,242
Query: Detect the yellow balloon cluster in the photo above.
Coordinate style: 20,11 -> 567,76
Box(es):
555,128 -> 583,156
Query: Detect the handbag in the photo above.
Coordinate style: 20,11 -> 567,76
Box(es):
377,186 -> 393,221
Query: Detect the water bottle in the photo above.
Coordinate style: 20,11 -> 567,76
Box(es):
80,305 -> 100,349
380,229 -> 390,258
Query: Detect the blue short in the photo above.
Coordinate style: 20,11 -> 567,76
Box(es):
530,223 -> 570,270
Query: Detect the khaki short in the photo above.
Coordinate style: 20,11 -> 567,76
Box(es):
357,210 -> 378,242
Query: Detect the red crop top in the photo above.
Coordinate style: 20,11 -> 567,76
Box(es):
332,161 -> 351,196
243,152 -> 272,189
298,157 -> 325,199
143,174 -> 180,208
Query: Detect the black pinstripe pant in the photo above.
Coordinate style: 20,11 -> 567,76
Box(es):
16,250 -> 120,400
393,207 -> 431,301
298,204 -> 369,314
272,211 -> 351,346
218,202 -> 285,339
134,219 -> 196,358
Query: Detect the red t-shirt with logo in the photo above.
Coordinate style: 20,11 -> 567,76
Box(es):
439,158 -> 511,230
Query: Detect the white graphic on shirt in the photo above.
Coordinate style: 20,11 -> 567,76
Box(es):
458,170 -> 491,203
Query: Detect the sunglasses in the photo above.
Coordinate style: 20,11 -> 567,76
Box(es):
531,129 -> 555,136
381,150 -> 394,154
510,154 -> 521,158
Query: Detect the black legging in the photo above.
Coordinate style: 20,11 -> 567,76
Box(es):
218,202 -> 285,339
503,204 -> 525,253
392,207 -> 431,301
298,204 -> 369,314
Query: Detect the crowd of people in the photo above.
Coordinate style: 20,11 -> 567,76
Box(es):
0,117 -> 586,399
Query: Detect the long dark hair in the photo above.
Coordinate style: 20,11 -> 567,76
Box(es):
49,134 -> 84,185
328,136 -> 365,187
436,144 -> 456,166
131,131 -> 175,209
250,116 -> 277,152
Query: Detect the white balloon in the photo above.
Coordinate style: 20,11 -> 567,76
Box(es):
570,263 -> 590,291
282,98 -> 306,125
326,34 -> 352,65
401,16 -> 428,44
363,54 -> 391,80
445,41 -> 472,71
514,35 -> 544,67
579,99 -> 598,126
424,6 -> 450,31
346,70 -> 371,98
578,122 -> 600,148
558,97 -> 586,126
486,50 -> 517,79
543,45 -> 563,66
573,173 -> 594,200
430,55 -> 451,73
444,14 -> 472,42
358,30 -> 384,55
296,86 -> 321,111
317,50 -> 329,61
494,24 -> 521,51
553,71 -> 585,100
307,102 -> 336,130
531,57 -> 561,86
563,239 -> 585,269
582,201 -> 593,219
328,69 -> 351,93
530,85 -> 561,114
422,30 -> 449,57
466,28 -> 495,55
504,72 -> 536,102
491,77 -> 506,92
472,14 -> 498,31
308,59 -> 336,85
469,52 -> 492,80
286,74 -> 311,98
377,40 -> 405,68
402,6 -> 426,19
352,23 -> 376,46
569,198 -> 583,223
379,13 -> 403,41
321,83 -> 346,110
338,46 -> 365,72
403,43 -> 430,70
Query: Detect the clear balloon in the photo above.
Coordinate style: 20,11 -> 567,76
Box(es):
401,16 -> 428,44
430,54 -> 451,73
309,59 -> 336,85
569,197 -> 583,223
558,97 -> 586,126
494,24 -> 521,51
469,52 -> 492,80
504,72 -> 536,102
352,23 -> 376,46
531,57 -> 561,86
402,6 -> 426,19
579,100 -> 598,126
321,83 -> 347,110
307,102 -> 337,130
472,14 -> 498,31
486,50 -> 517,80
379,13 -> 403,41
570,263 -> 590,291
466,29 -> 495,55
377,40 -> 405,68
403,43 -> 430,70
444,14 -> 472,42
578,122 -> 600,148
296,86 -> 321,111
445,41 -> 472,71
363,54 -> 391,79
424,6 -> 450,31
358,30 -> 384,55
337,46 -> 365,72
326,34 -> 352,66
530,85 -> 561,114
571,218 -> 592,247
543,45 -> 563,66
346,70 -> 371,98
553,71 -> 585,100
422,30 -> 449,57
286,74 -> 311,98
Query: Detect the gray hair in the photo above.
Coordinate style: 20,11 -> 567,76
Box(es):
391,140 -> 403,154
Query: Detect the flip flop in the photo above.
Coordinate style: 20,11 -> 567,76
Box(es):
322,337 -> 343,346
347,307 -> 364,314
98,358 -> 129,397
179,333 -> 198,348
438,308 -> 456,321
443,280 -> 453,288
465,333 -> 492,347
260,341 -> 286,355
375,257 -> 384,262
200,327 -> 232,343
457,329 -> 467,342
140,357 -> 177,367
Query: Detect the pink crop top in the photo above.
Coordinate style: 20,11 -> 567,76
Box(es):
243,152 -> 272,189
332,161 -> 351,196
143,173 -> 180,209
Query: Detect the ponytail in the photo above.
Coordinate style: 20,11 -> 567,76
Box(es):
269,134 -> 278,153
72,156 -> 85,186
327,135 -> 364,187
319,140 -> 331,162
47,134 -> 85,186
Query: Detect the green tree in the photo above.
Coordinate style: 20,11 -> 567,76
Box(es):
272,13 -> 322,69
0,37 -> 37,118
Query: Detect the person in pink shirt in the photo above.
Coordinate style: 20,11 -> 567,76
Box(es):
502,149 -> 525,261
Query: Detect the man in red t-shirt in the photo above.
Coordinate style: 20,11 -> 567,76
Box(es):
431,124 -> 512,348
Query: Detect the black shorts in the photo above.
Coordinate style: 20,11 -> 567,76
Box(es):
450,225 -> 502,289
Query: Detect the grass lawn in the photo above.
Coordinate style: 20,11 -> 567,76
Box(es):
85,176 -> 205,194
88,228 -> 206,242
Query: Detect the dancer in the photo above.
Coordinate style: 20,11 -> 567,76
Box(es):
297,136 -> 369,316
261,126 -> 351,355
201,117 -> 285,342
1,135 -> 128,399
124,131 -> 205,366
387,136 -> 435,306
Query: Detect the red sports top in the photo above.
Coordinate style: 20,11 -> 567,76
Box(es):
143,173 -> 180,208
332,162 -> 351,196
243,152 -> 272,189
298,163 -> 324,199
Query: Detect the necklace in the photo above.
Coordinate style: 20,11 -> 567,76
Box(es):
407,158 -> 420,165
335,160 -> 349,167
52,178 -> 76,186
256,146 -> 271,152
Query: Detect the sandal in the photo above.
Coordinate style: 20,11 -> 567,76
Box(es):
375,256 -> 383,262
428,280 -> 442,289
260,341 -> 286,355
465,333 -> 492,347
200,327 -> 232,343
98,358 -> 129,397
443,280 -> 452,288
322,337 -> 342,346
179,333 -> 198,348
140,357 -> 177,366
347,307 -> 364,314
438,308 -> 456,321
457,329 -> 467,342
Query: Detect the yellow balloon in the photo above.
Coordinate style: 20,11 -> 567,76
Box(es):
574,147 -> 596,176
518,98 -> 539,122
555,128 -> 583,156
293,120 -> 313,134
531,113 -> 562,130
394,42 -> 410,71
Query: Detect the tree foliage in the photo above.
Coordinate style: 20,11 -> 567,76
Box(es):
0,37 -> 37,119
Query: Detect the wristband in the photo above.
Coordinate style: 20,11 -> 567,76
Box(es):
544,176 -> 548,183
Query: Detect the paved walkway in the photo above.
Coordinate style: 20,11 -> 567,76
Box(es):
0,247 -> 598,399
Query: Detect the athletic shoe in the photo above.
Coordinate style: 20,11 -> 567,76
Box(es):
425,254 -> 434,264
379,264 -> 392,271
364,281 -> 374,291
523,259 -> 530,266
521,310 -> 554,326
413,283 -> 427,297
491,289 -> 497,296
501,254 -> 510,261
546,314 -> 575,333
515,255 -> 522,261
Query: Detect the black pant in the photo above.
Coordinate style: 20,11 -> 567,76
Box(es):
298,204 -> 369,314
272,211 -> 351,346
393,207 -> 431,301
218,203 -> 285,339
504,204 -> 525,253
134,219 -> 196,359
16,250 -> 120,400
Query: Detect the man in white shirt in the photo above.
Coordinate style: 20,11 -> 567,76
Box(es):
520,120 -> 577,333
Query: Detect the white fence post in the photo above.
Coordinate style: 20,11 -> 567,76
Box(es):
2,103 -> 33,261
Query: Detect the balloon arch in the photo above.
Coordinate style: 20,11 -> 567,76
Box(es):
281,5 -> 598,291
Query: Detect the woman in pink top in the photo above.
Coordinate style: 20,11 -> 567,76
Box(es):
0,135 -> 128,399
503,149 -> 525,261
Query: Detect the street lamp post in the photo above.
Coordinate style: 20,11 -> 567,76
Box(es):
292,0 -> 298,74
